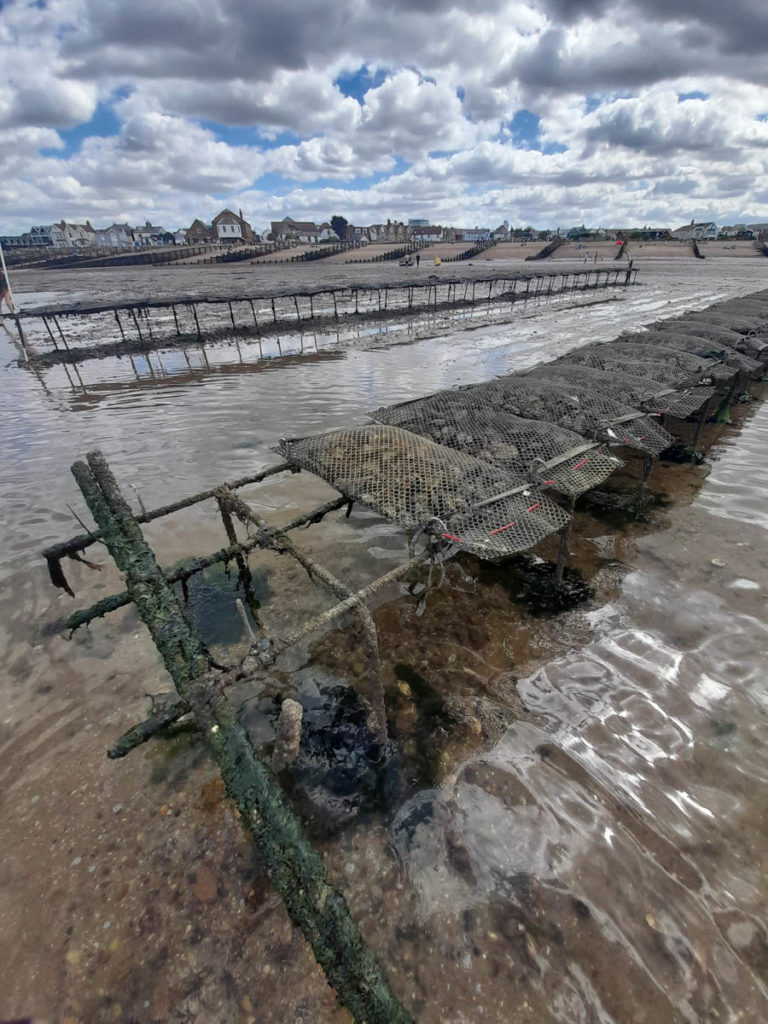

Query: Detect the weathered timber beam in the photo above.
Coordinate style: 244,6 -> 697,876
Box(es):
108,693 -> 191,759
58,495 -> 347,631
43,462 -> 293,563
72,450 -> 414,1024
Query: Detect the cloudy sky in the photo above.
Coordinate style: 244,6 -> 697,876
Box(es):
1,0 -> 767,234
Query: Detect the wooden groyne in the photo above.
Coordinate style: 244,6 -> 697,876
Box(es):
14,265 -> 638,368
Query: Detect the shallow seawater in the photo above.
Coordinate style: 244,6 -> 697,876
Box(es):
1,259 -> 768,1023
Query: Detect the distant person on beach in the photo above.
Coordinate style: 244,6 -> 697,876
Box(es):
0,267 -> 14,314
416,252 -> 420,268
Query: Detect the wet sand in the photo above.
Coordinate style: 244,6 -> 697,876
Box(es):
1,257 -> 768,1023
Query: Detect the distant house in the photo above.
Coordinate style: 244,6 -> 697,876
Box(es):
95,223 -> 134,248
270,217 -> 336,244
174,228 -> 188,245
186,219 -> 217,243
491,221 -> 510,241
347,225 -> 370,243
367,221 -> 407,243
719,224 -> 755,240
132,221 -> 170,246
448,227 -> 490,242
672,221 -> 717,241
316,222 -> 339,241
28,225 -> 53,247
50,221 -> 97,248
407,224 -> 443,243
271,217 -> 317,243
212,208 -> 254,243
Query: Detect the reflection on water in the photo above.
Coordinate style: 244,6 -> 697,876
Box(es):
1,261 -> 768,1022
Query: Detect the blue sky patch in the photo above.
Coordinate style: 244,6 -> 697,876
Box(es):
335,65 -> 389,103
508,108 -> 540,147
503,110 -> 567,154
198,121 -> 302,149
40,101 -> 121,158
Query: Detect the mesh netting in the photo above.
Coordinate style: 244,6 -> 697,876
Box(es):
564,346 -> 701,388
452,377 -> 673,456
524,362 -> 713,418
561,348 -> 720,411
617,332 -> 760,375
656,320 -> 767,360
712,300 -> 768,321
665,312 -> 767,338
275,424 -> 571,560
371,390 -> 622,498
584,340 -> 731,384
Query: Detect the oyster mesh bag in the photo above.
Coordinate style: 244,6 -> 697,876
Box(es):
564,346 -> 699,387
523,361 -> 714,418
576,340 -> 731,384
276,423 -> 571,560
617,332 -> 760,376
371,389 -> 622,498
459,377 -> 674,456
655,320 -> 767,360
666,312 -> 768,344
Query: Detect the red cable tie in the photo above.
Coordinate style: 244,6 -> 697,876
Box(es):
544,478 -> 556,484
572,457 -> 589,471
441,532 -> 463,543
526,502 -> 540,512
489,521 -> 517,535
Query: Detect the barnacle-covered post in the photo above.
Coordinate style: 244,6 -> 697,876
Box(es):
70,450 -> 414,1024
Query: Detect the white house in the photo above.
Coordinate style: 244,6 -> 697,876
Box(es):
407,225 -> 443,243
672,221 -> 718,241
212,209 -> 254,243
317,222 -> 339,241
451,227 -> 491,242
50,221 -> 98,247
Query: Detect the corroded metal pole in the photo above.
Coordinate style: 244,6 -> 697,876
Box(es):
554,497 -> 576,585
70,451 -> 413,1024
222,487 -> 392,747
